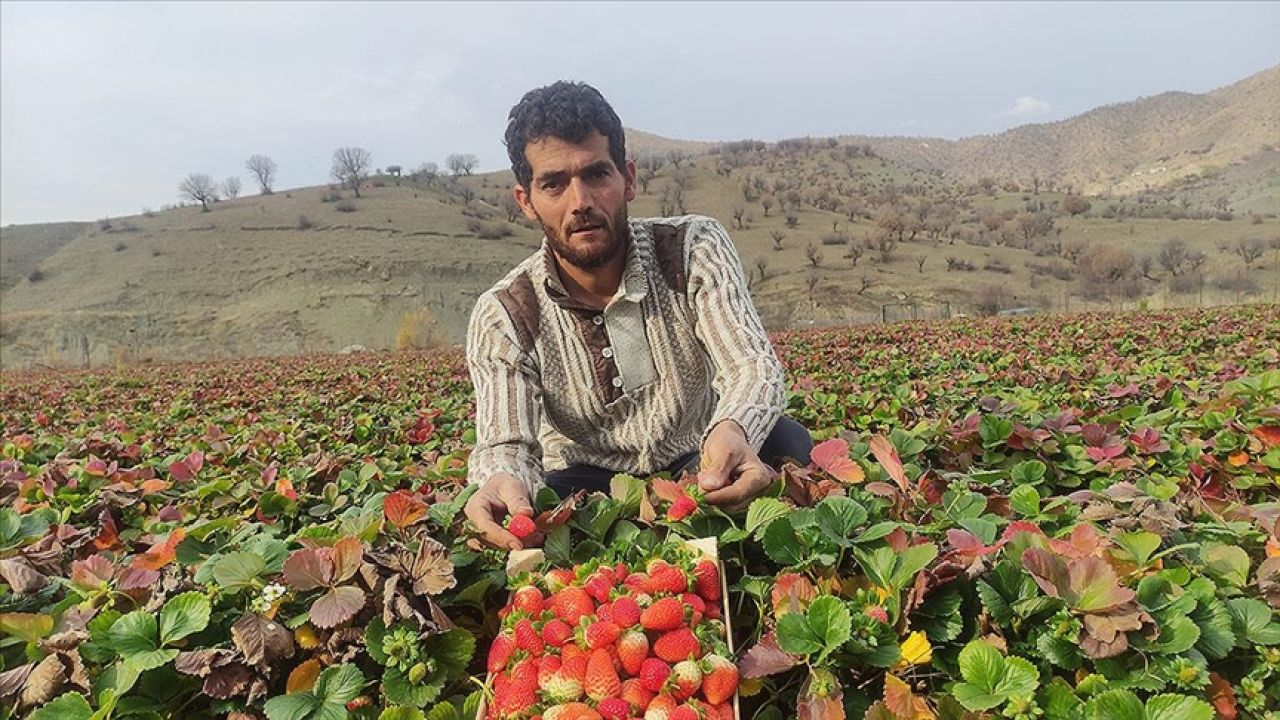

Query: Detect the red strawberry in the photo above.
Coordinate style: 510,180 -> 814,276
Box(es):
595,601 -> 615,625
488,633 -> 515,672
513,585 -> 545,615
646,560 -> 688,594
596,697 -> 631,719
544,703 -> 601,720
612,596 -> 641,627
515,618 -> 544,655
668,706 -> 699,720
704,703 -> 735,720
863,605 -> 889,624
693,560 -> 721,603
644,694 -> 678,720
585,571 -> 615,602
585,648 -> 621,701
546,568 -> 576,592
639,658 -> 671,693
617,629 -> 649,676
562,653 -> 588,682
666,490 -> 697,521
640,597 -> 685,631
653,628 -> 700,663
583,619 -> 621,650
700,654 -> 738,705
550,587 -> 595,624
670,660 -> 702,700
621,678 -> 655,713
680,593 -> 706,625
542,618 -> 574,647
624,572 -> 650,593
506,514 -> 536,539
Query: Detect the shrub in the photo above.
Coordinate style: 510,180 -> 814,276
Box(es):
114,241 -> 128,252
983,258 -> 1012,274
946,257 -> 976,272
297,214 -> 314,230
321,190 -> 342,203
28,269 -> 45,282
335,200 -> 357,213
466,219 -> 513,239
820,233 -> 846,246
395,307 -> 450,349
1169,271 -> 1203,295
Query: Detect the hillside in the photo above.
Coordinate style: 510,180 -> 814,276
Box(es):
2,70 -> 1278,371
845,64 -> 1280,210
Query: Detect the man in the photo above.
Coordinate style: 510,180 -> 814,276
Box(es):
463,81 -> 812,549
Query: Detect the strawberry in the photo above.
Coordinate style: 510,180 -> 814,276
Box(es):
653,628 -> 701,663
863,605 -> 889,624
680,593 -> 706,625
550,586 -> 595,624
624,572 -> 650,593
668,706 -> 699,720
595,601 -> 615,625
546,568 -> 576,592
704,703 -> 735,720
585,648 -> 621,701
670,660 -> 702,700
583,618 -> 621,650
506,513 -> 537,539
646,560 -> 688,594
644,694 -> 678,720
693,559 -> 721,603
541,667 -> 585,704
544,703 -> 602,720
562,653 -> 589,682
639,658 -> 671,693
542,618 -> 574,647
515,618 -> 544,655
596,697 -> 631,719
700,654 -> 738,705
585,571 -> 615,602
667,490 -> 698,521
640,597 -> 685,631
488,632 -> 515,673
617,629 -> 649,676
611,595 -> 641,627
621,678 -> 656,713
513,585 -> 545,615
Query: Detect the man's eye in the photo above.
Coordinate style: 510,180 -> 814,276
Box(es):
592,168 -> 610,179
542,181 -> 562,191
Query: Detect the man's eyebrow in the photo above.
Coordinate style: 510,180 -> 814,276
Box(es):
581,160 -> 613,175
535,169 -> 569,184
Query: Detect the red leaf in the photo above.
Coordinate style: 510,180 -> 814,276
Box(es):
771,573 -> 816,617
739,632 -> 801,678
536,490 -> 582,532
383,490 -> 427,529
69,555 -> 116,591
1207,672 -> 1238,720
869,435 -> 908,492
309,585 -> 365,628
1254,425 -> 1280,448
329,537 -> 364,583
651,477 -> 685,504
809,439 -> 864,484
883,674 -> 935,720
130,528 -> 185,571
797,668 -> 845,720
282,547 -> 335,591
92,510 -> 121,551
947,529 -> 1000,558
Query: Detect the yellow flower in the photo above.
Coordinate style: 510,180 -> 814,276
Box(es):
893,630 -> 933,670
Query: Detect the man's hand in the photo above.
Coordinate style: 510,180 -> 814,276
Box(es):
464,473 -> 536,550
698,420 -> 773,511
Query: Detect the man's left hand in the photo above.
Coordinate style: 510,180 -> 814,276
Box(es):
698,420 -> 773,511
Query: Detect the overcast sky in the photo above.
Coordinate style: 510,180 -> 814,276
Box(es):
2,1 -> 1278,226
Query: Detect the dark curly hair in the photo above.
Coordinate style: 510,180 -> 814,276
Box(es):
504,81 -> 627,190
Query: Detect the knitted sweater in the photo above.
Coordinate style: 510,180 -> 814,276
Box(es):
464,214 -> 786,492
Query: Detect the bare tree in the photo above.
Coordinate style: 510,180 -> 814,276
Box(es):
846,238 -> 864,266
804,242 -> 823,268
770,230 -> 786,251
178,173 -> 219,212
760,196 -> 774,217
447,153 -> 478,176
854,275 -> 877,295
245,154 -> 277,194
411,162 -> 440,184
868,229 -> 898,263
754,256 -> 768,283
331,147 -> 372,197
915,255 -> 927,274
637,167 -> 655,193
731,206 -> 748,230
667,149 -> 688,168
221,176 -> 241,200
1062,195 -> 1091,217
806,269 -> 821,303
501,193 -> 522,222
1235,236 -> 1266,266
1157,237 -> 1189,275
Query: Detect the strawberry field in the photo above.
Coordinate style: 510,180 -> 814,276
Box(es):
2,305 -> 1279,720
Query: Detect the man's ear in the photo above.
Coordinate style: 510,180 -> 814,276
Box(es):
623,158 -> 637,203
514,185 -> 539,221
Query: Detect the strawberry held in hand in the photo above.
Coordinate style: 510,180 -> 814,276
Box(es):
505,513 -> 537,540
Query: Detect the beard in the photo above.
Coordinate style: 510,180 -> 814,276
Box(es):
537,204 -> 629,271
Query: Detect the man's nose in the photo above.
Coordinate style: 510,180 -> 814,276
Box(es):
567,177 -> 592,213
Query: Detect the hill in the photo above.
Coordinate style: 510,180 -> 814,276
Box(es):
845,65 -> 1280,211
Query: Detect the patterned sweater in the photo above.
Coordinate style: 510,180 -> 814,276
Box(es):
465,214 -> 786,492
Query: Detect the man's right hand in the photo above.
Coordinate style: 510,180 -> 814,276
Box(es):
463,473 -> 536,550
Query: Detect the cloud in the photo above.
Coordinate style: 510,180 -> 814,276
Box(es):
999,96 -> 1052,117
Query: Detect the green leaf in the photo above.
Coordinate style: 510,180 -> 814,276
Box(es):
109,611 -> 159,656
1010,460 -> 1047,485
951,682 -> 1004,712
763,517 -> 807,567
814,496 -> 867,544
1084,689 -> 1144,720
1228,598 -> 1280,645
124,648 -> 180,672
1146,694 -> 1213,720
159,592 -> 211,646
0,612 -> 54,643
892,543 -> 938,589
211,551 -> 268,590
1114,532 -> 1162,567
382,665 -> 442,707
1009,485 -> 1041,516
1036,631 -> 1082,670
461,690 -> 483,719
1191,597 -> 1236,660
264,692 -> 323,720
423,628 -> 475,674
776,612 -> 823,656
958,639 -> 1004,692
314,663 -> 365,705
383,708 -> 427,720
853,521 -> 899,544
746,498 -> 790,538
994,656 -> 1039,698
424,704 -> 455,720
609,474 -> 645,515
1203,543 -> 1250,586
543,525 -> 572,567
806,595 -> 852,657
1149,616 -> 1200,654
30,692 -> 93,720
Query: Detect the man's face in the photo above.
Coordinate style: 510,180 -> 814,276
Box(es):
514,131 -> 636,271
